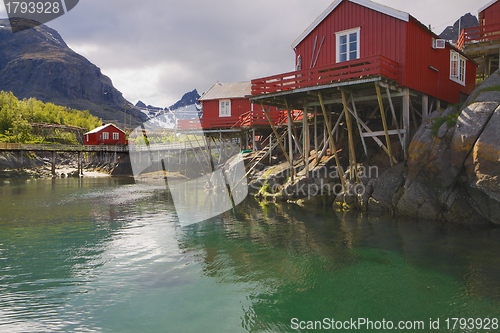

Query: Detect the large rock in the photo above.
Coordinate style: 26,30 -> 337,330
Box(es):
370,70 -> 500,225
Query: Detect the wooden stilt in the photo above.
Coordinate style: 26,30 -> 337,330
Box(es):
384,85 -> 404,150
315,109 -> 345,166
348,92 -> 368,158
303,107 -> 310,178
51,151 -> 56,176
314,106 -> 318,162
251,129 -> 256,151
402,88 -> 411,159
341,89 -> 358,182
422,94 -> 429,121
261,104 -> 290,166
284,99 -> 295,182
269,134 -> 273,165
318,92 -> 346,192
375,83 -> 394,166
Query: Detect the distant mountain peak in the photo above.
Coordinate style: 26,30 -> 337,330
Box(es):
439,13 -> 479,42
169,89 -> 200,111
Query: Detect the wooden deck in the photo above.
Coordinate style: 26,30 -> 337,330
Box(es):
251,55 -> 399,96
457,23 -> 500,50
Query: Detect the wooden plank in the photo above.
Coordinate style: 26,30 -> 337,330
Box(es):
361,129 -> 406,137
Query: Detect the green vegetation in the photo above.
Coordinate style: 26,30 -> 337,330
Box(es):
0,91 -> 101,144
479,85 -> 500,93
431,109 -> 460,137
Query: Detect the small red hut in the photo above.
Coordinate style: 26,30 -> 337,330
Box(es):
84,124 -> 127,145
199,82 -> 281,129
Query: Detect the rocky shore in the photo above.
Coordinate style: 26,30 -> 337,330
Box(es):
248,70 -> 500,226
0,151 -> 131,179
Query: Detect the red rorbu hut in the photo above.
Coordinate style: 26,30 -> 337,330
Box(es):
84,124 -> 127,145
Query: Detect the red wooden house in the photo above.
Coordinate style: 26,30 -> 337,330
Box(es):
458,0 -> 500,78
252,0 -> 476,104
197,81 -> 282,130
84,124 -> 127,145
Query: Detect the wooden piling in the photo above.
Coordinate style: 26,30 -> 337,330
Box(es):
341,90 -> 359,182
318,92 -> 346,192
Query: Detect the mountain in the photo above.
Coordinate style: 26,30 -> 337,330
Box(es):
0,18 -> 147,125
439,13 -> 479,42
169,89 -> 200,111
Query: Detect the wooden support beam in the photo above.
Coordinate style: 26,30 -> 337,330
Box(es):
261,104 -> 291,168
422,94 -> 429,121
361,129 -> 406,137
353,114 -> 397,164
349,92 -> 368,158
284,98 -> 295,182
318,92 -> 346,192
402,88 -> 411,159
384,86 -> 404,150
303,107 -> 310,178
341,89 -> 358,182
314,106 -> 318,162
375,83 -> 394,166
315,109 -> 345,166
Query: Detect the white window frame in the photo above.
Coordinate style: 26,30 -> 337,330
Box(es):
450,51 -> 466,86
219,99 -> 231,117
113,132 -> 119,140
102,132 -> 109,140
335,27 -> 361,63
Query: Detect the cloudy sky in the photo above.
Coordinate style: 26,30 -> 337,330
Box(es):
0,0 -> 484,107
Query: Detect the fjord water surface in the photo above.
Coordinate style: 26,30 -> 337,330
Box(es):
0,178 -> 499,332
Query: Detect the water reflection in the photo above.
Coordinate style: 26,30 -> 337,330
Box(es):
180,199 -> 500,332
1,178 -> 499,333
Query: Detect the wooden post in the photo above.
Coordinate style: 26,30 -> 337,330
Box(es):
422,94 -> 429,122
318,92 -> 346,192
303,107 -> 310,178
314,106 -> 318,162
261,104 -> 290,166
51,151 -> 56,176
375,83 -> 394,166
284,99 -> 295,182
349,92 -> 368,158
384,86 -> 403,150
403,88 -> 411,159
341,90 -> 358,182
269,134 -> 273,165
251,129 -> 256,151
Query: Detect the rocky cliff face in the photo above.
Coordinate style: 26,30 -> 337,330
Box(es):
0,18 -> 146,125
368,70 -> 500,225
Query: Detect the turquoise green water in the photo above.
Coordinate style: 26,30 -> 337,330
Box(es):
0,178 -> 499,333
